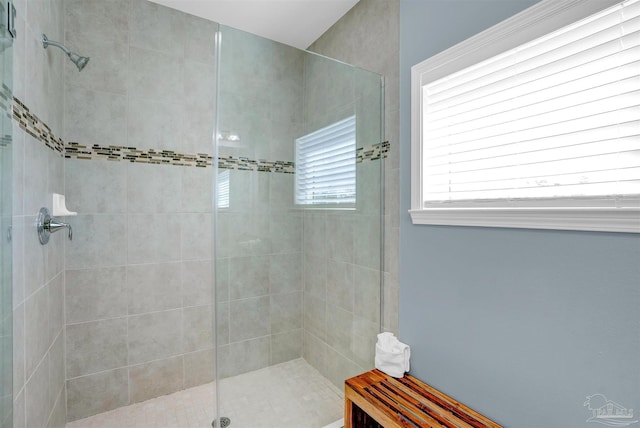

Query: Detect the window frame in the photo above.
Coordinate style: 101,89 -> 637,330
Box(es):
410,0 -> 640,233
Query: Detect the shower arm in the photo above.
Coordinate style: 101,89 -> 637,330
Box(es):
42,34 -> 71,55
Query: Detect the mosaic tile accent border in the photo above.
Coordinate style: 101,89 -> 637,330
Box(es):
357,141 -> 390,163
218,156 -> 296,174
12,96 -> 389,173
13,97 -> 66,154
65,142 -> 214,167
0,85 -> 10,147
0,83 -> 12,118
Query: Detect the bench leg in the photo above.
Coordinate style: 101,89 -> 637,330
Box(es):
344,397 -> 354,428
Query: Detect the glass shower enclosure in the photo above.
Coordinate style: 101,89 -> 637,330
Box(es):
213,25 -> 384,426
0,0 -> 383,425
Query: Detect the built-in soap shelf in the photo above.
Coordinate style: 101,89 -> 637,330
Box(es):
52,193 -> 77,216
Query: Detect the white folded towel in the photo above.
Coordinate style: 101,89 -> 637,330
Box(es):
374,332 -> 410,378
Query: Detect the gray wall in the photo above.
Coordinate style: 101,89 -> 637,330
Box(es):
399,1 -> 640,427
12,0 -> 67,427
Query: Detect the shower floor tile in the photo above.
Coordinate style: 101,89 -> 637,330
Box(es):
65,358 -> 344,428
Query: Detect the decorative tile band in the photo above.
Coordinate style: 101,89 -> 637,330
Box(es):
218,156 -> 296,173
357,141 -> 390,163
65,142 -> 214,168
12,96 -> 389,173
1,83 -> 12,120
12,97 -> 66,155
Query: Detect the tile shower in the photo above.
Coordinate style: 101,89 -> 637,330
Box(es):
9,0 -> 385,426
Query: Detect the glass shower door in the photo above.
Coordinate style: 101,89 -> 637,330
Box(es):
0,2 -> 13,428
213,24 -> 383,428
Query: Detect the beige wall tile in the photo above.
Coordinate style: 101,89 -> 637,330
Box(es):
183,305 -> 213,353
64,86 -> 127,146
126,262 -> 181,315
229,296 -> 269,342
64,0 -> 130,45
127,163 -> 181,214
127,309 -> 183,365
181,213 -> 212,261
12,305 -> 24,399
326,304 -> 353,358
271,329 -> 302,365
127,214 -> 181,264
228,256 -> 269,300
183,260 -> 213,307
303,293 -> 326,341
184,349 -> 214,388
24,286 -> 49,379
181,167 -> 213,213
65,267 -> 127,324
269,253 -> 302,295
218,336 -> 270,378
270,291 -> 302,334
129,356 -> 183,403
303,331 -> 327,377
353,265 -> 381,324
47,274 -> 64,346
25,355 -> 50,428
129,0 -> 185,56
327,259 -> 354,312
66,368 -> 129,421
66,318 -> 127,378
65,214 -> 127,269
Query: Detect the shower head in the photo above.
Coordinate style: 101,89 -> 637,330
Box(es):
42,34 -> 90,71
68,52 -> 90,71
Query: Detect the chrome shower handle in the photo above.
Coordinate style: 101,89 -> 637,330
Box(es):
37,207 -> 73,245
47,218 -> 72,240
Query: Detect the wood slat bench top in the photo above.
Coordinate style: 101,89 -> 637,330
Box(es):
344,369 -> 502,428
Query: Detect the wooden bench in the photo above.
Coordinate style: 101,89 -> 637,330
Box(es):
345,369 -> 502,428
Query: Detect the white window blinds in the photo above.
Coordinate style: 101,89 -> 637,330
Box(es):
421,0 -> 640,208
295,116 -> 356,206
218,169 -> 230,209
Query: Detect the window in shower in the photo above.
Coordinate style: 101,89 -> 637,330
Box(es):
295,115 -> 356,206
217,169 -> 230,209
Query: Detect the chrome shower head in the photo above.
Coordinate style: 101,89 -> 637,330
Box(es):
42,34 -> 90,72
68,52 -> 90,71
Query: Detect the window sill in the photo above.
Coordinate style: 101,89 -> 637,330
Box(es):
408,207 -> 640,233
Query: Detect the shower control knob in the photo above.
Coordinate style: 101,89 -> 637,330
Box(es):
37,207 -> 73,245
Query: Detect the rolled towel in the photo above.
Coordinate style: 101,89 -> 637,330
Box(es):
374,332 -> 410,378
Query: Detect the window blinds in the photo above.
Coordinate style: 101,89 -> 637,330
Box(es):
218,169 -> 230,209
421,0 -> 640,206
295,116 -> 356,205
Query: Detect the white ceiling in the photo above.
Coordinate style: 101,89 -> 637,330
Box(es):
147,0 -> 360,50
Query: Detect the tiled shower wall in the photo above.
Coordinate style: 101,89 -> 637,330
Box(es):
61,0 -> 217,421
12,0 -> 68,427
309,0 -> 400,337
